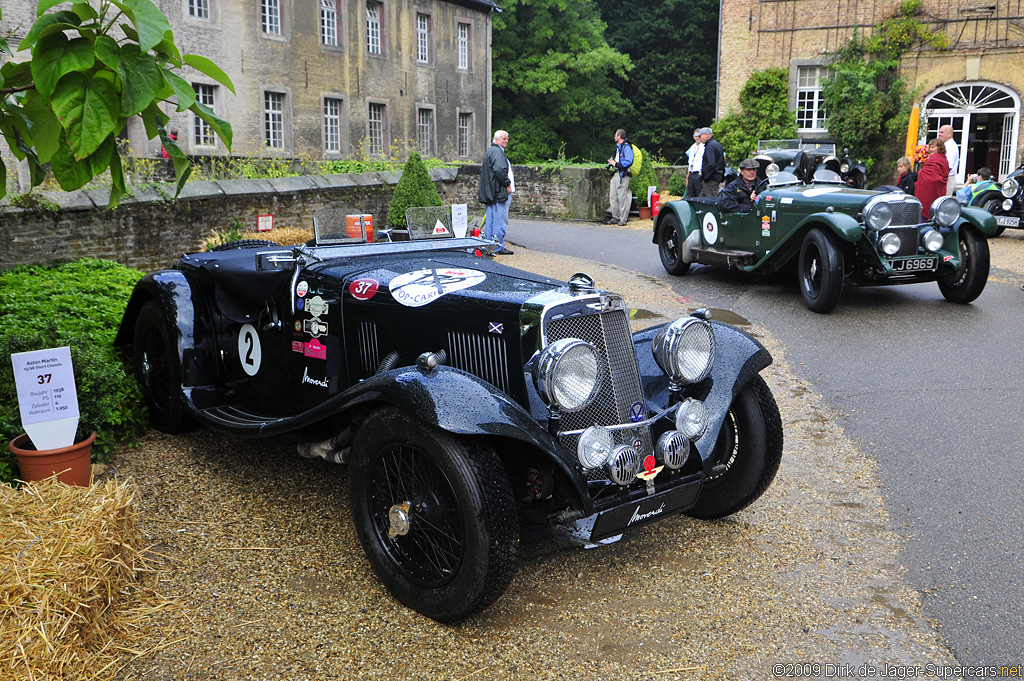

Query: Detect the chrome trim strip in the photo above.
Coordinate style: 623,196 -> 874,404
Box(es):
558,403 -> 677,436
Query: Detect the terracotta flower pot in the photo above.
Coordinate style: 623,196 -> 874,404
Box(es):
638,206 -> 652,219
8,432 -> 96,486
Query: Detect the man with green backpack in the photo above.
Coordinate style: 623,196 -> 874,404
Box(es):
603,129 -> 634,225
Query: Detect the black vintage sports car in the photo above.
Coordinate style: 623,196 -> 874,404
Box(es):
968,161 -> 1024,236
115,205 -> 783,622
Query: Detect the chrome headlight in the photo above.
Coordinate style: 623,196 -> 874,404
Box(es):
656,431 -> 689,470
865,201 -> 893,230
577,426 -> 615,470
652,317 -> 715,385
930,196 -> 960,227
607,445 -> 640,485
675,398 -> 710,440
765,163 -> 779,177
879,233 -> 901,256
923,229 -> 944,252
840,161 -> 851,174
533,338 -> 601,412
1005,198 -> 1015,211
1002,178 -> 1019,198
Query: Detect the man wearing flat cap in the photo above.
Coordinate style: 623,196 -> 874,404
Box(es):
697,127 -> 725,197
720,158 -> 761,213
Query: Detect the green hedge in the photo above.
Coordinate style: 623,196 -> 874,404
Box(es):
0,259 -> 148,485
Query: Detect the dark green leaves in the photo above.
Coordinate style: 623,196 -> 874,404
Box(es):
31,33 -> 95,100
183,54 -> 236,94
118,45 -> 164,115
50,72 -> 120,159
111,0 -> 173,52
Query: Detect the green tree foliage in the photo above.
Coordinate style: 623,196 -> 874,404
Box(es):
387,151 -> 442,228
0,0 -> 234,207
712,67 -> 797,163
492,0 -> 632,163
596,0 -> 718,165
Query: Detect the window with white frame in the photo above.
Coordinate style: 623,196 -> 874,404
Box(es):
188,0 -> 210,20
193,83 -> 217,147
458,112 -> 472,157
323,98 -> 342,152
457,22 -> 470,70
261,0 -> 281,35
796,65 -> 828,131
264,91 -> 285,148
417,108 -> 433,156
366,2 -> 382,55
320,0 -> 339,47
368,102 -> 386,155
416,13 -> 430,63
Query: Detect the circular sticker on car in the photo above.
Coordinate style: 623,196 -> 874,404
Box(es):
349,278 -> 379,301
238,324 -> 262,376
702,212 -> 719,245
390,268 -> 486,308
296,281 -> 309,298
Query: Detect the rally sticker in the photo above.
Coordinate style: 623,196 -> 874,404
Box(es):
390,268 -> 486,308
307,296 -> 328,318
432,220 -> 450,235
238,324 -> 262,376
303,319 -> 328,338
781,197 -> 794,204
296,281 -> 309,297
761,215 -> 771,236
349,278 -> 379,301
804,187 -> 843,198
702,212 -> 719,245
303,339 -> 327,360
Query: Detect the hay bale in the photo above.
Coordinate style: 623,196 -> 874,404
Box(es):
0,477 -> 173,679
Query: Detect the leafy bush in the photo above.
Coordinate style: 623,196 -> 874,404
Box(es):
387,152 -> 443,228
713,68 -> 797,163
629,147 -> 659,206
668,174 -> 686,197
0,259 -> 148,485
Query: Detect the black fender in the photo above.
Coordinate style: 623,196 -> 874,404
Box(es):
633,319 -> 773,470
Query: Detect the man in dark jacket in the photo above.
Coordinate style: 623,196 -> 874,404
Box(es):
698,127 -> 725,197
478,130 -> 513,254
720,158 -> 761,212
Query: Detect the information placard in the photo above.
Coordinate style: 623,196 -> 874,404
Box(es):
451,204 -> 468,238
11,347 -> 80,450
257,214 -> 274,232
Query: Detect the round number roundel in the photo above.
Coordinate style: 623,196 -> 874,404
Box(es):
702,212 -> 719,245
238,324 -> 262,376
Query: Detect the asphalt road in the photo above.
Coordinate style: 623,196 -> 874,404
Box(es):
508,216 -> 1024,666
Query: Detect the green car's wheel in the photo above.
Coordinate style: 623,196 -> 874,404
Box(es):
798,228 -> 844,313
686,375 -> 783,519
982,198 -> 1007,237
658,214 -> 690,275
938,226 -> 990,304
133,300 -> 194,433
349,408 -> 518,622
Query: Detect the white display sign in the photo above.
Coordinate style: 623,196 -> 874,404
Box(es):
257,214 -> 274,232
451,204 -> 468,238
11,347 -> 80,450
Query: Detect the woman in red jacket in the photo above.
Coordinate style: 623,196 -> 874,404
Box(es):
914,138 -> 949,221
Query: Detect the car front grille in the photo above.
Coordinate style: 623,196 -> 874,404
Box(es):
357,319 -> 379,375
544,307 -> 652,480
883,226 -> 921,257
447,331 -> 510,394
890,199 -> 923,226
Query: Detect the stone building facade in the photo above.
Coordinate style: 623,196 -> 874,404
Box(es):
1,0 -> 498,173
718,0 -> 1024,182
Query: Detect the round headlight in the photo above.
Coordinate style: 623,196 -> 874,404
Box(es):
607,445 -> 640,485
656,431 -> 689,470
765,163 -> 779,177
652,317 -> 716,385
533,338 -> 601,412
930,196 -> 961,227
879,233 -> 901,256
923,228 -> 944,252
865,201 -> 893,230
577,426 -> 615,470
675,398 -> 710,440
1002,178 -> 1019,198
840,162 -> 851,174
1005,198 -> 1015,211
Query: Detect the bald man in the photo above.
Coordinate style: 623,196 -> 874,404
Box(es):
938,125 -> 959,195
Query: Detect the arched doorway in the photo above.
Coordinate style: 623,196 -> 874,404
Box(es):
923,82 -> 1020,182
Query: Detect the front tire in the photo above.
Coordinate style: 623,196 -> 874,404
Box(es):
349,408 -> 518,622
133,300 -> 193,433
799,228 -> 844,313
658,215 -> 691,276
938,226 -> 990,304
686,375 -> 783,519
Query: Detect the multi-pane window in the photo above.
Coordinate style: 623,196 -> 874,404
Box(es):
416,14 -> 430,63
264,92 -> 285,149
417,109 -> 432,156
457,23 -> 470,70
796,65 -> 828,131
324,98 -> 342,152
261,0 -> 281,35
188,0 -> 210,20
320,0 -> 338,47
366,2 -> 382,55
193,83 -> 217,147
458,112 -> 472,157
368,103 -> 386,155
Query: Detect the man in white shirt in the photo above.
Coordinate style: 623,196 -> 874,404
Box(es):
938,125 -> 959,195
686,128 -> 703,197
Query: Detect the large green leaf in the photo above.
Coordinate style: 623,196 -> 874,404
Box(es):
118,46 -> 163,116
162,70 -> 196,111
139,101 -> 168,139
88,135 -> 114,177
51,72 -> 120,159
94,35 -> 121,71
157,124 -> 192,195
107,147 -> 125,208
189,100 -> 233,148
31,33 -> 95,101
50,132 -> 94,191
183,54 -> 235,94
111,0 -> 172,53
14,133 -> 47,187
36,0 -> 68,16
21,90 -> 62,163
0,60 -> 32,89
19,11 -> 81,51
0,156 -> 6,200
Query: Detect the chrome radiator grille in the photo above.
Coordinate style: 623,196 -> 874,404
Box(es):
356,319 -> 379,375
890,199 -> 923,226
883,226 -> 921,257
447,331 -> 510,393
545,308 -> 652,475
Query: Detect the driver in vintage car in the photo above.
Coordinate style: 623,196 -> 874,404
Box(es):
720,158 -> 762,213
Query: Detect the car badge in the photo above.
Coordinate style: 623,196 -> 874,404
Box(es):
294,321 -> 302,332
349,278 -> 379,301
303,339 -> 327,360
307,296 -> 328,317
303,319 -> 328,338
296,280 -> 309,297
628,401 -> 645,422
702,212 -> 719,245
636,455 -> 663,481
291,340 -> 303,353
296,298 -> 305,311
301,367 -> 328,389
488,322 -> 503,334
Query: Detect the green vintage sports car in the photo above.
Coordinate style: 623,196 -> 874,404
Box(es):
653,170 -> 999,313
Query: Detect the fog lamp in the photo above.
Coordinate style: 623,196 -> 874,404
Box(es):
675,398 -> 710,440
923,229 -> 944,252
879,233 -> 901,256
577,426 -> 615,470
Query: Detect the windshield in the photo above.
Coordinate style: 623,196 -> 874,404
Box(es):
812,168 -> 845,184
768,171 -> 801,188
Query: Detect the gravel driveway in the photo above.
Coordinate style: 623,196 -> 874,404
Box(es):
111,230 -> 1024,680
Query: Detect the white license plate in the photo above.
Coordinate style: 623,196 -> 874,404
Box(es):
995,215 -> 1020,228
891,257 -> 938,272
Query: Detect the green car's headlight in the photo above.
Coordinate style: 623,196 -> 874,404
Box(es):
865,201 -> 893,230
533,338 -> 601,413
930,196 -> 960,227
652,317 -> 715,386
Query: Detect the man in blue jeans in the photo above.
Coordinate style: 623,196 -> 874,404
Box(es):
478,130 -> 513,254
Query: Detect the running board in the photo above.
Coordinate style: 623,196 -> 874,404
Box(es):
690,246 -> 756,269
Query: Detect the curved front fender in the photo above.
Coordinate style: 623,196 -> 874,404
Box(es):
652,200 -> 698,244
795,211 -> 863,243
959,205 -> 999,236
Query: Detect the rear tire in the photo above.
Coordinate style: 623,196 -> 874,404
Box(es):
658,214 -> 690,276
938,226 -> 989,304
133,300 -> 193,433
798,228 -> 844,313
